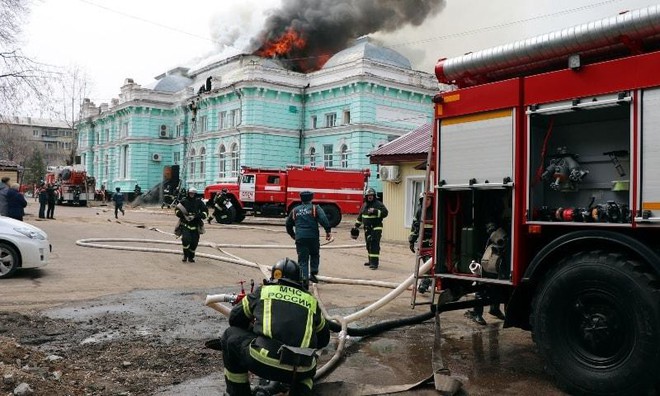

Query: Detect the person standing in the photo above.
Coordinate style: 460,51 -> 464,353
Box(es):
112,187 -> 125,219
221,258 -> 330,396
174,187 -> 208,263
37,183 -> 47,219
409,192 -> 434,293
46,183 -> 56,219
0,176 -> 10,216
351,188 -> 388,270
6,183 -> 27,221
285,191 -> 331,285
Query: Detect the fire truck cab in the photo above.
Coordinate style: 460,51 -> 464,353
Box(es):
420,6 -> 660,396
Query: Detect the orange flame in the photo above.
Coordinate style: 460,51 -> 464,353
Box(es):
256,28 -> 307,58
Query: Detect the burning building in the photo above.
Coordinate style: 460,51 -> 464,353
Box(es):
76,36 -> 438,195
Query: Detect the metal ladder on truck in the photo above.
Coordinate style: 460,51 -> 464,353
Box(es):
410,126 -> 438,309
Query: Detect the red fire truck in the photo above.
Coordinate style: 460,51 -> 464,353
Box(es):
417,6 -> 660,396
45,166 -> 95,206
204,165 -> 371,227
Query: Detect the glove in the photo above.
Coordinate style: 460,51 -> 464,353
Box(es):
325,232 -> 332,241
185,215 -> 195,222
409,243 -> 416,253
350,227 -> 359,240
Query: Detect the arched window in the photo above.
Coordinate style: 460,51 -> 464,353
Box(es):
309,147 -> 316,166
189,148 -> 196,179
200,147 -> 206,178
340,144 -> 349,168
230,143 -> 240,178
218,145 -> 226,178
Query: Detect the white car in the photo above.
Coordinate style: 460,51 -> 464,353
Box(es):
0,216 -> 51,278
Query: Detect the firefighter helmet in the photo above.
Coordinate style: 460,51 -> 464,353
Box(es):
365,188 -> 376,196
221,188 -> 228,194
300,190 -> 314,202
188,187 -> 197,194
271,258 -> 302,285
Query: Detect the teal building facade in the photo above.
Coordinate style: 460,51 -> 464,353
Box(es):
76,38 -> 438,193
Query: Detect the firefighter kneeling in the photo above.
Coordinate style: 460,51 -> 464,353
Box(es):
221,258 -> 330,396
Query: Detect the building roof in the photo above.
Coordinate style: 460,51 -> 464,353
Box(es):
323,36 -> 412,70
369,123 -> 431,164
144,73 -> 193,93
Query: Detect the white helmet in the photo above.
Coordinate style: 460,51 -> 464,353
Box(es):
188,187 -> 197,194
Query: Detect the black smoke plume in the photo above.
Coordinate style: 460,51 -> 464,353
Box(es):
249,0 -> 445,72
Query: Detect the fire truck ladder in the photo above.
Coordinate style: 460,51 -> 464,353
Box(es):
410,127 -> 437,309
179,98 -> 199,191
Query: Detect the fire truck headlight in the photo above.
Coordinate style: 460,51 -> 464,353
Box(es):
14,227 -> 46,240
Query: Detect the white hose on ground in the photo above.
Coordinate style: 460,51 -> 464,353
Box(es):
78,229 -> 436,382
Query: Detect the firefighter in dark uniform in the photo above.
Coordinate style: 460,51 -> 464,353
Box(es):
286,190 -> 332,286
409,192 -> 434,293
174,187 -> 208,263
221,258 -> 330,396
208,188 -> 232,224
351,188 -> 389,270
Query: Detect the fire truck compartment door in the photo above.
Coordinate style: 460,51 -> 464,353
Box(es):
240,174 -> 256,202
439,109 -> 513,187
641,88 -> 660,219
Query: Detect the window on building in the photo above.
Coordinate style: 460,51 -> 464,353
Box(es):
343,110 -> 351,125
121,145 -> 128,179
96,131 -> 100,145
200,147 -> 206,177
32,129 -> 39,137
340,144 -> 349,168
230,143 -> 240,178
121,122 -> 128,137
406,178 -> 426,228
174,151 -> 180,165
218,145 -> 226,178
44,142 -> 54,150
219,111 -> 226,129
309,147 -> 316,166
189,148 -> 196,179
311,116 -> 317,129
200,115 -> 208,132
104,154 -> 109,179
323,144 -> 333,167
325,113 -> 336,128
104,128 -> 110,143
229,110 -> 236,128
233,109 -> 241,127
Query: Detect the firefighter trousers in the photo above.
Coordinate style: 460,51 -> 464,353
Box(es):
221,326 -> 315,396
365,228 -> 382,268
181,227 -> 200,260
295,238 -> 321,280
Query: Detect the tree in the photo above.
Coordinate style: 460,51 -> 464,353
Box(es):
56,65 -> 90,165
0,121 -> 31,163
22,147 -> 46,186
0,0 -> 52,116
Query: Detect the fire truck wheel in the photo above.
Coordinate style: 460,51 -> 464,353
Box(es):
0,242 -> 19,279
531,251 -> 660,396
234,210 -> 246,223
321,205 -> 341,228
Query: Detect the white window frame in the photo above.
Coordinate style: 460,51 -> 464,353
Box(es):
405,176 -> 426,228
323,144 -> 333,167
309,147 -> 316,166
311,115 -> 317,129
343,110 -> 351,125
325,113 -> 336,128
340,144 -> 349,168
189,148 -> 196,179
230,143 -> 240,178
219,145 -> 227,178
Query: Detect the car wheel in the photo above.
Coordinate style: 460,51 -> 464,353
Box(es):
531,251 -> 660,395
0,242 -> 20,279
321,205 -> 341,228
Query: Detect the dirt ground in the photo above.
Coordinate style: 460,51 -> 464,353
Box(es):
0,201 -> 564,396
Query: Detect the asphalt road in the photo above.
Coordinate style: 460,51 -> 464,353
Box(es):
0,200 -> 565,395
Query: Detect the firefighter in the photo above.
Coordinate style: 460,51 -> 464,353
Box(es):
285,191 -> 332,286
221,258 -> 330,396
208,188 -> 232,224
112,187 -> 125,219
409,192 -> 433,293
351,188 -> 388,270
174,187 -> 208,263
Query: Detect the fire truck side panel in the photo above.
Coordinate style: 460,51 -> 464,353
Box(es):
641,87 -> 660,220
284,168 -> 366,214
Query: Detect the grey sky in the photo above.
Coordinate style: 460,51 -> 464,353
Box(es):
21,0 -> 660,106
